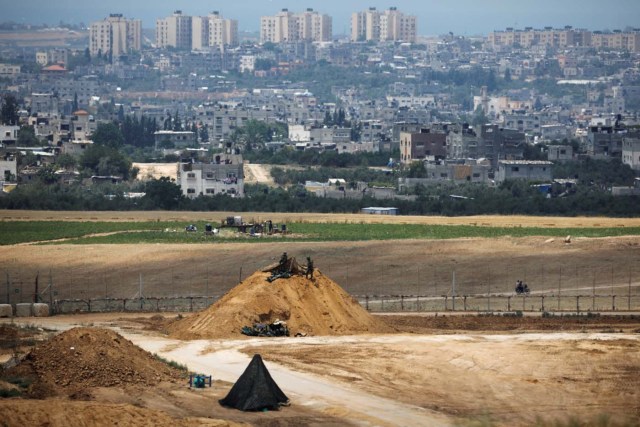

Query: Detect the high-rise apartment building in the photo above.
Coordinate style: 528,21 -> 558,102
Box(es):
156,10 -> 193,50
351,7 -> 417,43
260,8 -> 332,44
90,14 -> 141,58
208,12 -> 238,48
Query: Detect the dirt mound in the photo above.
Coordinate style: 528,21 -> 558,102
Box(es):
168,269 -> 393,339
7,327 -> 184,397
0,400 -> 241,427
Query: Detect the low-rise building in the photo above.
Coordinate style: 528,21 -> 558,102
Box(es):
399,127 -> 447,164
177,154 -> 244,198
496,160 -> 553,182
548,145 -> 574,162
154,130 -> 196,150
622,133 -> 640,171
0,152 -> 17,182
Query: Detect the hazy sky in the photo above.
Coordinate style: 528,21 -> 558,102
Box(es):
2,0 -> 639,35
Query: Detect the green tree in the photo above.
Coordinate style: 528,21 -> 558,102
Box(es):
91,122 -> 124,149
143,177 -> 184,210
17,126 -> 41,146
80,144 -> 132,180
55,153 -> 77,170
1,94 -> 19,125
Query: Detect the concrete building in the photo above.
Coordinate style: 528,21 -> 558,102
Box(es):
0,126 -> 20,147
400,128 -> 447,165
261,8 -> 332,44
622,133 -> 640,171
156,10 -> 193,50
547,145 -> 574,162
488,27 -> 638,52
35,48 -> 69,67
351,7 -> 416,43
496,160 -> 553,183
0,64 -> 20,78
0,152 -> 17,183
90,14 -> 141,58
191,11 -> 238,50
154,130 -> 196,150
586,124 -> 625,157
177,154 -> 244,198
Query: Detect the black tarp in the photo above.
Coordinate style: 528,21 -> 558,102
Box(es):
219,354 -> 289,411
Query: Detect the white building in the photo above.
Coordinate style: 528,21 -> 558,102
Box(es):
261,8 -> 332,44
156,10 -> 193,50
90,14 -> 141,58
0,152 -> 17,182
0,63 -> 20,78
622,134 -> 640,171
177,154 -> 244,198
351,7 -> 416,43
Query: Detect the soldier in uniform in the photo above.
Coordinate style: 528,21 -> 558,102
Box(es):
306,256 -> 314,279
279,252 -> 288,273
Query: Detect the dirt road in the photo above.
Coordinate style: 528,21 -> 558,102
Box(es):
243,164 -> 275,186
3,314 -> 639,426
129,336 -> 449,427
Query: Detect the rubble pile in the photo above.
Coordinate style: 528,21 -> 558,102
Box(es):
168,268 -> 393,339
7,327 -> 183,397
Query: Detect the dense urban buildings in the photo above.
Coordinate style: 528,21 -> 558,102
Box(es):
489,26 -> 640,52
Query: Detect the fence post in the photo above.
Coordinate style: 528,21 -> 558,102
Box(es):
416,295 -> 420,312
401,295 -> 404,311
507,296 -> 511,311
612,295 -> 616,311
576,296 -> 580,314
365,295 -> 369,311
444,295 -> 448,311
541,295 -> 545,312
463,295 -> 467,311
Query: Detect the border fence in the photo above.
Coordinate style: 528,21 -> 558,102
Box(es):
2,260 -> 639,314
42,293 -> 640,315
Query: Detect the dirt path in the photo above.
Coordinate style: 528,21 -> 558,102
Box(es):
243,163 -> 275,186
3,315 -> 639,425
125,335 -> 450,427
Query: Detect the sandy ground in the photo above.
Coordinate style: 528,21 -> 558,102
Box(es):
243,164 -> 275,186
2,314 -> 639,426
133,163 -> 178,181
2,236 -> 639,305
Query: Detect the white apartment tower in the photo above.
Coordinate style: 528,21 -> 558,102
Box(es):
351,7 -> 416,42
90,14 -> 141,58
261,8 -> 332,44
192,12 -> 238,50
156,10 -> 193,50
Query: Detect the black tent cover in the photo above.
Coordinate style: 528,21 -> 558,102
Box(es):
219,354 -> 289,411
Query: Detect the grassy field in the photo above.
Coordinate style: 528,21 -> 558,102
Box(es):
4,220 -> 640,245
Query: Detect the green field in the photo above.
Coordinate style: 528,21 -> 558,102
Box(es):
2,221 -> 640,245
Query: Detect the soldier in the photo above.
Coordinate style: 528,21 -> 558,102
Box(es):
306,256 -> 314,280
279,252 -> 288,273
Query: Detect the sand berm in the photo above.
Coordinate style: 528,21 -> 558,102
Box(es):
168,268 -> 394,339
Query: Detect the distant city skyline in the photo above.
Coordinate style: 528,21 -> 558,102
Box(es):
2,0 -> 639,36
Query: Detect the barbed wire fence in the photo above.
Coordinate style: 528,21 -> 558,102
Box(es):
2,257 -> 639,314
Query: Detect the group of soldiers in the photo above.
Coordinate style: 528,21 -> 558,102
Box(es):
276,252 -> 314,280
